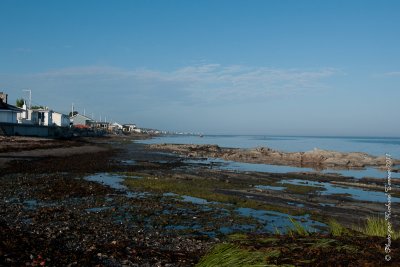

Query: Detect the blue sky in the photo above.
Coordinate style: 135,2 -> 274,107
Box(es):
1,0 -> 399,136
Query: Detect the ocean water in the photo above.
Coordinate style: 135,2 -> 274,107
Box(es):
139,135 -> 400,179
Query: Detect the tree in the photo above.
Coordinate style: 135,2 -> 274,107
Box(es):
69,111 -> 79,117
16,98 -> 25,108
31,105 -> 45,110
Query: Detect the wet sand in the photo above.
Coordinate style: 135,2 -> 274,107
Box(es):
0,136 -> 107,168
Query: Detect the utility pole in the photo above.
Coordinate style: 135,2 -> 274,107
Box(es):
71,103 -> 74,117
84,108 -> 86,116
22,89 -> 31,109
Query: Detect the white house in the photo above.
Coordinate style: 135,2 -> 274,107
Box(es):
71,113 -> 95,127
30,109 -> 53,126
52,111 -> 70,127
112,122 -> 123,129
107,122 -> 123,133
17,99 -> 69,127
0,92 -> 23,123
17,103 -> 53,126
17,101 -> 30,124
123,124 -> 137,132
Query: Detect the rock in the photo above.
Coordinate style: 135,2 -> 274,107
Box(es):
149,143 -> 394,169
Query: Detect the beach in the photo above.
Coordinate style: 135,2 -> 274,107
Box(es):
1,135 -> 399,266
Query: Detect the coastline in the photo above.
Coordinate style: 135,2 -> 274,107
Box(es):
0,135 -> 399,266
149,143 -> 400,169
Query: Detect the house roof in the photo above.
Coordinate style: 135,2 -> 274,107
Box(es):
0,99 -> 23,112
30,108 -> 51,113
71,113 -> 94,121
52,111 -> 69,116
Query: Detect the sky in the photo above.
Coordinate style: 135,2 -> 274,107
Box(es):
0,0 -> 399,136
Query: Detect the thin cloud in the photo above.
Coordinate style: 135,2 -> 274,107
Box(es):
1,64 -> 338,106
381,71 -> 400,77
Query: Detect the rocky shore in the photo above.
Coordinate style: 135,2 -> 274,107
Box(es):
1,136 -> 399,266
149,143 -> 399,169
0,136 -> 215,266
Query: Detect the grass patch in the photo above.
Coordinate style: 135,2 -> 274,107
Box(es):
197,223 -> 398,266
125,176 -> 238,202
328,219 -> 349,236
361,217 -> 389,237
124,175 -> 306,215
281,183 -> 323,194
259,237 -> 279,244
196,243 -> 267,267
308,238 -> 336,249
328,217 -> 400,240
354,217 -> 400,239
335,244 -> 359,253
287,217 -> 310,236
264,248 -> 281,260
228,233 -> 248,241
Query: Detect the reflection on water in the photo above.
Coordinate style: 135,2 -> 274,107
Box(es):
85,173 -> 128,190
255,178 -> 400,203
181,195 -> 210,205
276,179 -> 400,203
84,173 -> 147,198
185,157 -> 400,179
162,192 -> 325,235
236,207 -> 325,233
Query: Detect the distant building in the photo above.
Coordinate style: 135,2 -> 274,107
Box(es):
16,101 -> 28,123
109,122 -> 123,131
112,122 -> 123,129
52,111 -> 70,127
71,113 -> 95,127
30,109 -> 53,126
123,124 -> 137,132
95,122 -> 109,130
17,102 -> 69,127
0,92 -> 23,123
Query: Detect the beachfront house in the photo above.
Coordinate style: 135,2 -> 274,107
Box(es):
52,111 -> 70,127
29,109 -> 53,126
109,122 -> 123,131
122,124 -> 137,132
16,101 -> 28,123
95,121 -> 109,130
0,92 -> 23,123
71,113 -> 95,127
17,103 -> 69,127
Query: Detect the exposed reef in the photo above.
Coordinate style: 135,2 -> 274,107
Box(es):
149,143 -> 399,169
